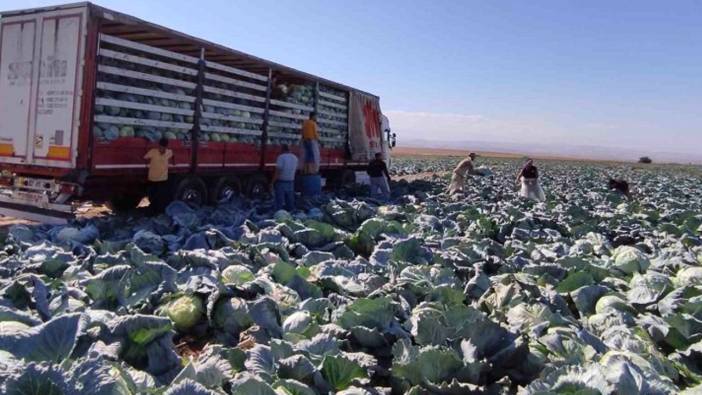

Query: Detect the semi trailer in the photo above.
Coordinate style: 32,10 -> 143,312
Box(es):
0,2 -> 395,223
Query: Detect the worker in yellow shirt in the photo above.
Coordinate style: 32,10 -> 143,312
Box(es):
301,112 -> 320,174
144,137 -> 174,214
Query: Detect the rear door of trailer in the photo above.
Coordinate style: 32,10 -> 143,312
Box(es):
0,6 -> 87,171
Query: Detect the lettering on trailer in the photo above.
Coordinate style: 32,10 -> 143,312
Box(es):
5,58 -> 70,113
38,89 -> 72,116
37,53 -> 72,118
7,61 -> 33,84
40,56 -> 68,79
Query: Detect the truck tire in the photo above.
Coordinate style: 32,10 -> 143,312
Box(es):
210,176 -> 241,205
109,193 -> 143,213
245,174 -> 270,199
174,177 -> 207,207
341,169 -> 356,186
324,169 -> 354,189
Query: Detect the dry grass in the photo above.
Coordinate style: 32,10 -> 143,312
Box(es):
392,146 -> 580,161
392,146 -> 523,159
393,146 -> 702,172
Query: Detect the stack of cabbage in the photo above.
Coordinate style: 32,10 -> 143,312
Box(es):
200,70 -> 267,145
317,85 -> 348,150
93,41 -> 197,143
2,157 -> 702,394
91,37 -> 346,151
93,38 -> 269,145
268,84 -> 314,147
199,103 -> 264,145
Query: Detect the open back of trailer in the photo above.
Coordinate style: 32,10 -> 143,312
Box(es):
0,2 -> 393,223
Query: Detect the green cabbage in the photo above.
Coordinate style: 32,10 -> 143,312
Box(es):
221,265 -> 255,286
610,246 -> 650,275
164,295 -> 203,331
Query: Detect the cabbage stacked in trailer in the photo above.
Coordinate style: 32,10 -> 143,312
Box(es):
317,85 -> 348,150
268,84 -> 315,147
93,34 -> 198,144
201,59 -> 268,145
92,34 -> 274,169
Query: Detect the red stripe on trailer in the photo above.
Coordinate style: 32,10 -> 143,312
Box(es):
224,142 -> 261,168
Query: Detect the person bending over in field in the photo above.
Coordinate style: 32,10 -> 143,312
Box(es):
448,153 -> 478,194
609,178 -> 631,199
516,159 -> 545,201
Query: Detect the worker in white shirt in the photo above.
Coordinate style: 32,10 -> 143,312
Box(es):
270,144 -> 299,211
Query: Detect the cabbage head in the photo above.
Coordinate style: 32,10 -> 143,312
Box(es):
595,294 -> 635,315
119,126 -> 135,138
676,267 -> 702,287
221,265 -> 255,286
610,246 -> 649,275
164,295 -> 203,331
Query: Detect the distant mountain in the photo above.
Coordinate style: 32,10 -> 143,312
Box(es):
399,139 -> 702,164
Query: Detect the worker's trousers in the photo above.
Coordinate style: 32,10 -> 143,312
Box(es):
370,177 -> 391,200
303,139 -> 320,174
148,180 -> 170,214
274,180 -> 295,212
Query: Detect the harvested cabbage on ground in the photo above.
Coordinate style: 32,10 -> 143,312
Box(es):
0,157 -> 701,394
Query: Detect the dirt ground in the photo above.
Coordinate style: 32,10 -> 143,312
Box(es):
395,171 -> 449,182
0,216 -> 33,229
392,146 -> 523,159
392,146 -> 598,162
0,201 -> 114,232
393,146 -> 702,172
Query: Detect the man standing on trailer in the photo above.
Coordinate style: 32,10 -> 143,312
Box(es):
367,152 -> 392,200
301,112 -> 320,174
144,137 -> 174,214
271,144 -> 299,212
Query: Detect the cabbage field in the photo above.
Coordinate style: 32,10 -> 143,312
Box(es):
1,156 -> 701,394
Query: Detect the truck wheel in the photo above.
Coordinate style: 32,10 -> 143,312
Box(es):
175,177 -> 207,207
341,169 -> 356,186
109,193 -> 143,213
327,169 -> 355,189
210,176 -> 241,205
246,174 -> 270,199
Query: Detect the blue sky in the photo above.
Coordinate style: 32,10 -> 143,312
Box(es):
4,0 -> 701,156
